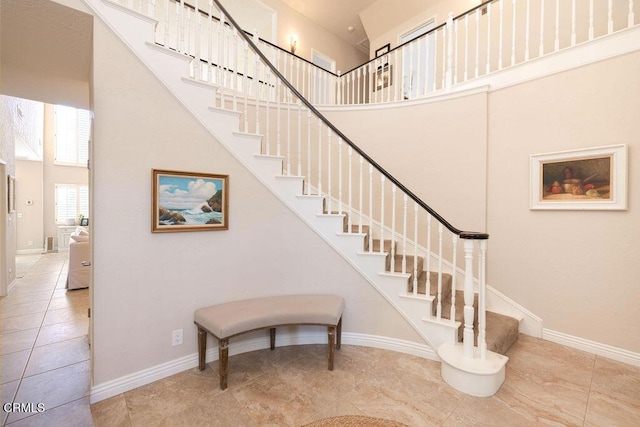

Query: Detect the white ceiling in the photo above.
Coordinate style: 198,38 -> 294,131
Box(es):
279,0 -> 379,53
0,0 -> 93,108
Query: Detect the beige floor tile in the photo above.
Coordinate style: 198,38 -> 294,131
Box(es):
34,318 -> 89,347
0,328 -> 39,356
158,391 -> 258,427
0,312 -> 46,334
91,394 -> 132,427
0,290 -> 53,307
42,305 -> 89,327
7,397 -> 93,427
24,335 -> 90,377
584,356 -> 640,426
1,380 -> 20,425
124,367 -> 223,426
1,350 -> 30,384
7,361 -> 91,423
0,301 -> 49,320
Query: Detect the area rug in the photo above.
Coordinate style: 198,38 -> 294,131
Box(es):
302,415 -> 409,426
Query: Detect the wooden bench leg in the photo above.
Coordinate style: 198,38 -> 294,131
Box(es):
270,328 -> 276,350
197,327 -> 207,371
336,317 -> 342,349
327,326 -> 336,371
219,338 -> 229,390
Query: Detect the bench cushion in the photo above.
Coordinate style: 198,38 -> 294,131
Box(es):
194,294 -> 344,339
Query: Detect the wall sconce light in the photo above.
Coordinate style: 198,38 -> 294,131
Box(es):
290,35 -> 298,54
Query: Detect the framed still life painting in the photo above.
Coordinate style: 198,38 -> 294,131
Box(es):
152,169 -> 229,232
530,144 -> 627,210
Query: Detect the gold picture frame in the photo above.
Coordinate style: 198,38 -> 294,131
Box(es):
152,169 -> 229,232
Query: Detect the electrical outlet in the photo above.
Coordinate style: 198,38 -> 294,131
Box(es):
171,329 -> 183,346
28,240 -> 33,246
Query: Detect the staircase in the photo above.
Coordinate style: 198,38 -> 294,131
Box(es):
84,0 -> 521,397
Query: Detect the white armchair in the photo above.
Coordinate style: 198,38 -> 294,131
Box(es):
67,227 -> 91,290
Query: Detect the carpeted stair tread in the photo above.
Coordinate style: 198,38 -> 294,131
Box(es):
484,311 -> 520,355
385,254 -> 424,277
411,271 -> 453,302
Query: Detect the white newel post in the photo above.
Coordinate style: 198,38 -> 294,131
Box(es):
463,239 -> 475,358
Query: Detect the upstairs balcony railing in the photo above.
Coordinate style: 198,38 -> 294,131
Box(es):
123,0 -> 639,106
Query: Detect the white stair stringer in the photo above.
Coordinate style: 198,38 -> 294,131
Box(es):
85,0 -> 507,394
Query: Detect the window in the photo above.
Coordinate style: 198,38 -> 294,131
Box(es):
54,105 -> 90,167
55,184 -> 89,224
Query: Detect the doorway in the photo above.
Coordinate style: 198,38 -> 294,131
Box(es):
400,20 -> 436,99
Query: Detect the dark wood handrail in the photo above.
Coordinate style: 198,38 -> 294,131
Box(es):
211,0 -> 488,239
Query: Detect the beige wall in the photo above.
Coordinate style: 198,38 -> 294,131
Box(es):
16,160 -> 44,252
255,0 -> 368,72
322,91 -> 488,234
90,10 -> 422,385
487,51 -> 640,352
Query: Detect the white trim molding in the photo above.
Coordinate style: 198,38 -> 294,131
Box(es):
543,328 -> 640,368
90,331 -> 436,404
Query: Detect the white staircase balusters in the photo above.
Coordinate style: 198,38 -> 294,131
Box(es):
540,0 -> 546,55
413,203 -> 418,295
297,102 -> 303,177
450,235 -> 458,323
317,118 -> 322,194
525,0 -> 531,61
437,223 -> 444,319
511,0 -> 517,66
390,185 -> 397,273
498,0 -> 504,70
337,137 -> 343,215
347,147 -> 353,229
474,8 -> 480,78
327,127 -> 332,212
630,1 -> 636,28
486,2 -> 492,74
464,14 -> 469,82
358,156 -> 363,234
426,214 -> 432,297
379,176 -> 385,254
608,0 -> 614,34
306,109 -> 312,195
571,0 -> 577,46
554,0 -> 560,52
402,194 -> 408,274
368,165 -> 373,252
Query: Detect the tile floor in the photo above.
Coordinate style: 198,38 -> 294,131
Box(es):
2,254 -> 640,426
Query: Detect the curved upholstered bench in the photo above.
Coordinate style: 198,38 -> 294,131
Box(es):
194,294 -> 345,390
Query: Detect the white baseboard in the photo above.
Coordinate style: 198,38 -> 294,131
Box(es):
486,285 -> 543,338
89,331 -> 435,404
16,249 -> 45,255
543,328 -> 640,368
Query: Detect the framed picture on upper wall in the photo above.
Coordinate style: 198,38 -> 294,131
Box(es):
375,43 -> 390,58
152,169 -> 229,232
530,144 -> 627,210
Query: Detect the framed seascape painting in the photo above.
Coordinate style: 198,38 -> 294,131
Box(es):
152,169 -> 229,232
530,144 -> 627,210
